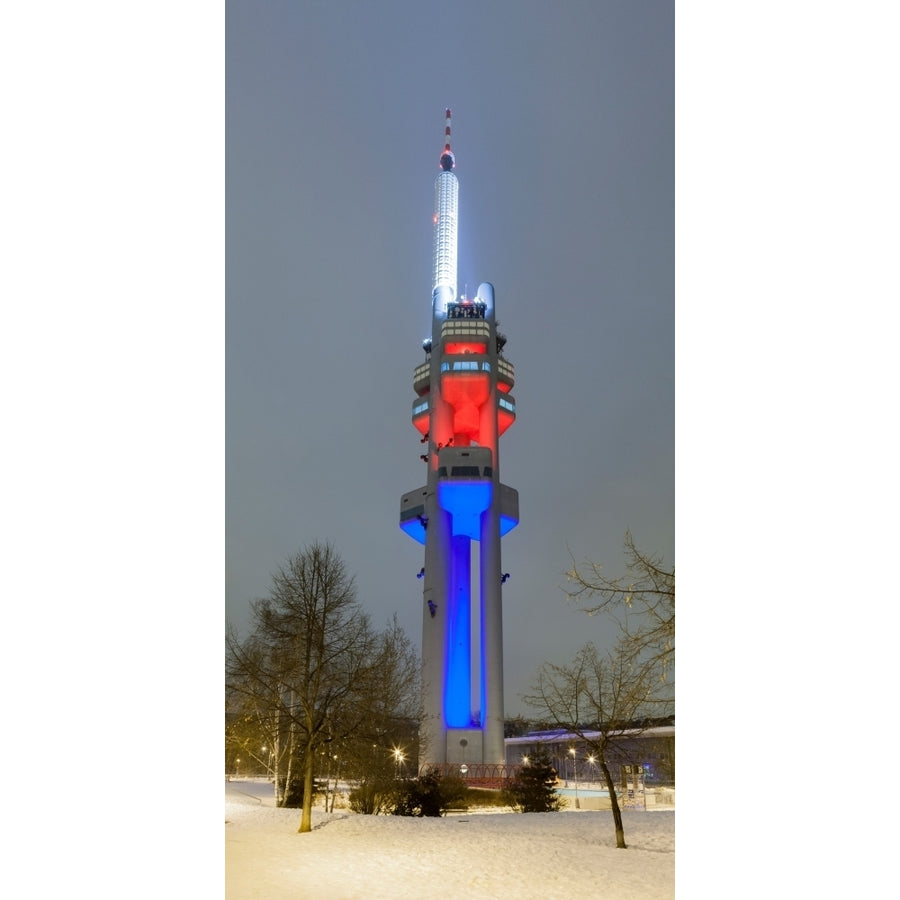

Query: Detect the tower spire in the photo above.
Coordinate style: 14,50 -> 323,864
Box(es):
440,108 -> 455,171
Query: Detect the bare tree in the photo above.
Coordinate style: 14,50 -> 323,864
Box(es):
225,687 -> 279,778
353,613 -> 422,761
565,530 -> 674,682
226,541 -> 376,833
522,640 -> 672,849
334,614 -> 422,809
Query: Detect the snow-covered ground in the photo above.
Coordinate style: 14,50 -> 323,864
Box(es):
226,779 -> 674,899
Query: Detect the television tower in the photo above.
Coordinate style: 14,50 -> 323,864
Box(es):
400,110 -> 519,770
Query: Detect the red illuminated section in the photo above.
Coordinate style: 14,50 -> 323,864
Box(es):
498,407 -> 515,435
411,362 -> 516,444
412,409 -> 429,437
442,372 -> 490,443
410,303 -> 516,455
445,341 -> 486,355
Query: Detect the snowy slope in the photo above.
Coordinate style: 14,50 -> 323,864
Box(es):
226,780 -> 674,900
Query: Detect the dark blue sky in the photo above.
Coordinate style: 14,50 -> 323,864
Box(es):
226,0 -> 674,716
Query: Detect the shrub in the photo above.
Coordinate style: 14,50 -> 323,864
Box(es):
501,753 -> 562,813
277,774 -> 322,809
393,771 -> 467,817
462,787 -> 509,809
348,775 -> 399,815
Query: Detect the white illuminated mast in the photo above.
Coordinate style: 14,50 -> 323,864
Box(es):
432,108 -> 458,310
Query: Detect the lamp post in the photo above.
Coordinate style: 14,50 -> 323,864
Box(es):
587,754 -> 596,787
393,747 -> 406,778
330,754 -> 339,812
569,748 -> 580,809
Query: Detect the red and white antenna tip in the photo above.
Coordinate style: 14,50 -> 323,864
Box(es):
440,108 -> 455,171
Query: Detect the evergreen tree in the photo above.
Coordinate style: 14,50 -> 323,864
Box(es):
502,753 -> 562,813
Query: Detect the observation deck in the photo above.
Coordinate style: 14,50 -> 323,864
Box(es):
413,361 -> 430,396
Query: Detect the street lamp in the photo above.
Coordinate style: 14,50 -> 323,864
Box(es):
569,748 -> 580,809
393,747 -> 406,778
587,754 -> 596,787
329,754 -> 339,813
